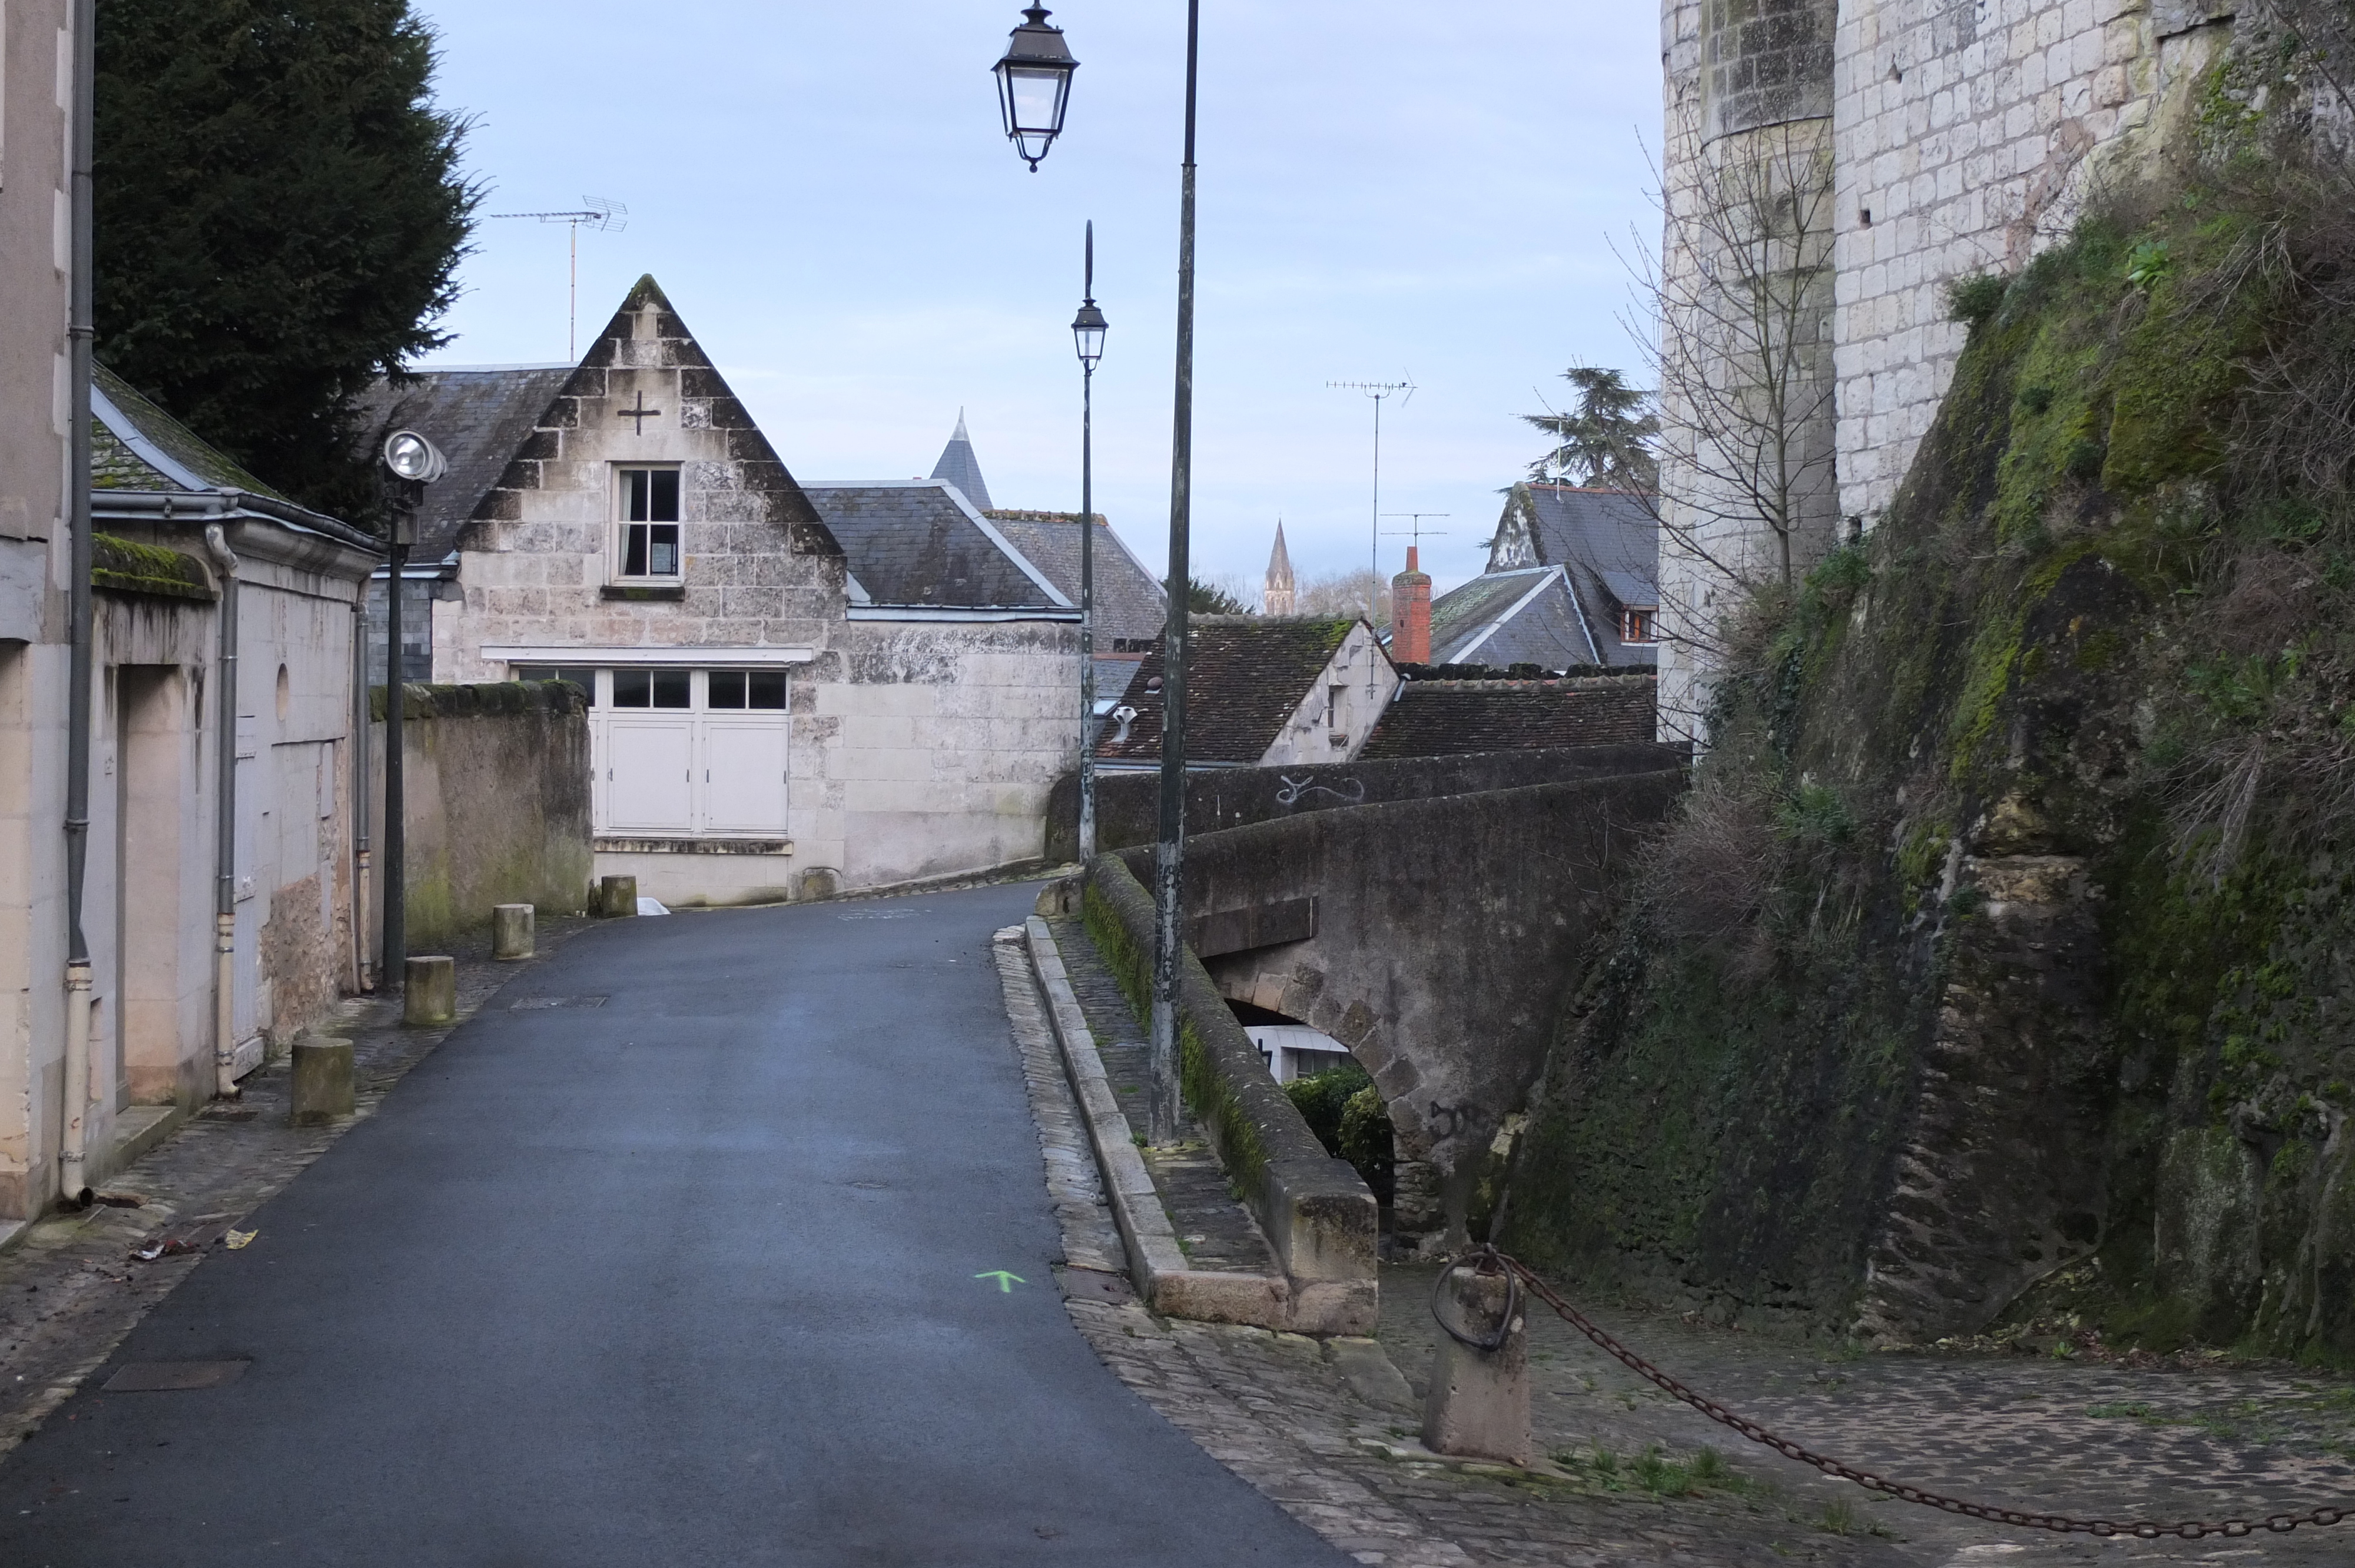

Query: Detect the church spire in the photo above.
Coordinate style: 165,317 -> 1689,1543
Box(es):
930,409 -> 994,511
1262,520 -> 1296,616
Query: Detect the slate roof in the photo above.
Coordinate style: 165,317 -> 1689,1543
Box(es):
1424,567 -> 1588,670
1094,616 -> 1364,767
354,365 -> 576,561
983,511 -> 1166,644
930,413 -> 994,512
801,481 -> 1071,610
1359,675 -> 1658,758
91,365 -> 288,499
1485,485 -> 1660,667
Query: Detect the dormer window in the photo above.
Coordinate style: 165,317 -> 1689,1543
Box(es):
1620,607 -> 1657,643
618,467 -> 682,579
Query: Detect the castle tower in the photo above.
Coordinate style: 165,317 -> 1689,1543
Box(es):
929,410 -> 994,512
1262,520 -> 1296,616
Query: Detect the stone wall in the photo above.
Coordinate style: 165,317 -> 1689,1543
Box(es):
1048,743 -> 1686,863
1116,766 -> 1687,1240
369,681 -> 593,952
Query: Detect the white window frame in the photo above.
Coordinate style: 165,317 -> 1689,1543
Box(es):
613,465 -> 685,583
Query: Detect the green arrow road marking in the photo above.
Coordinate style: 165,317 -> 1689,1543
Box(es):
976,1271 -> 1026,1293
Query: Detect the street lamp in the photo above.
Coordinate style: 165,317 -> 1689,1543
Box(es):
993,6 -> 1079,171
378,428 -> 446,998
993,4 -> 1200,1146
1073,223 -> 1109,863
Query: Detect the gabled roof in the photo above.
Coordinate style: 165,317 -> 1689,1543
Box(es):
801,481 -> 1070,612
1095,616 -> 1366,767
1482,484 -> 1660,667
930,411 -> 994,512
1359,675 -> 1657,758
981,510 -> 1166,643
354,364 -> 575,562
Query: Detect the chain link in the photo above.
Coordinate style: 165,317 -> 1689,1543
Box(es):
1478,1248 -> 2354,1540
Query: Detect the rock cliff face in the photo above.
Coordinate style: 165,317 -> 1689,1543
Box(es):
1508,102 -> 2355,1358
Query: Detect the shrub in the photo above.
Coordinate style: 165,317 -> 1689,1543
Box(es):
1947,271 -> 2008,328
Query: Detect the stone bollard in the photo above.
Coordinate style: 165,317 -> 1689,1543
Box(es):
596,875 -> 638,918
492,903 -> 536,960
289,1031 -> 355,1124
403,955 -> 457,1027
1421,1260 -> 1531,1464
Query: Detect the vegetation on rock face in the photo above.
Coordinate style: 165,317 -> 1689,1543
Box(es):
97,0 -> 477,524
1507,112 -> 2355,1358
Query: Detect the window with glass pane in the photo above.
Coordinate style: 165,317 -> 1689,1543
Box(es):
708,670 -> 786,710
612,668 -> 689,708
619,467 -> 682,578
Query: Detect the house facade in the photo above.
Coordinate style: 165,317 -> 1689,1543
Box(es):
367,277 -> 1147,904
1093,616 -> 1399,772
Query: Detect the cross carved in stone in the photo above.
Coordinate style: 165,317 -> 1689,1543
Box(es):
616,390 -> 664,434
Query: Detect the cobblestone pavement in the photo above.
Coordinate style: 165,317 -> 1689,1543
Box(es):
995,929 -> 2355,1566
0,917 -> 588,1457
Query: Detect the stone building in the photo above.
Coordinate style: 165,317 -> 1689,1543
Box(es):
1419,484 -> 1659,674
364,276 -> 1159,905
1094,617 -> 1399,772
1656,0 -> 2280,736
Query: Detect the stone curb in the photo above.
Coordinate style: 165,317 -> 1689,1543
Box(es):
1020,916 -> 1299,1330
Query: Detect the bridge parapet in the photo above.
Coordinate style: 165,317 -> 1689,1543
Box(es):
1119,767 -> 1685,1245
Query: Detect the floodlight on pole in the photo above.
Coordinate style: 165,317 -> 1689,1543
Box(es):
487,197 -> 629,360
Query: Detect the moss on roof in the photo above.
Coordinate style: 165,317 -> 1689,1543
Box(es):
91,534 -> 217,601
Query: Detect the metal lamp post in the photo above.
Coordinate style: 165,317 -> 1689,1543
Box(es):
378,430 -> 446,995
1073,225 -> 1108,862
993,7 -> 1079,170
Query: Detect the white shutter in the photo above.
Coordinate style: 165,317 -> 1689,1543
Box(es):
606,717 -> 695,833
699,719 -> 789,834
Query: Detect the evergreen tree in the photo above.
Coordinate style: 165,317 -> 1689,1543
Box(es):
1522,366 -> 1660,492
96,0 -> 477,523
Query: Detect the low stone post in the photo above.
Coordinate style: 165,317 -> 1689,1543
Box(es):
596,875 -> 638,918
289,1032 -> 355,1125
492,903 -> 536,960
1421,1261 -> 1531,1464
404,955 -> 457,1026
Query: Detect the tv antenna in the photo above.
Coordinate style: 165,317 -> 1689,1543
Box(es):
487,197 -> 629,360
1381,512 -> 1451,555
1329,378 -> 1415,619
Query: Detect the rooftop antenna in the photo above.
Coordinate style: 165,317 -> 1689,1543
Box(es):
1381,512 -> 1451,557
1329,377 -> 1416,619
487,197 -> 629,360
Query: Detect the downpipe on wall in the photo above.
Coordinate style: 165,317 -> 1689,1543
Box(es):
353,603 -> 373,991
203,526 -> 241,1098
58,0 -> 97,1205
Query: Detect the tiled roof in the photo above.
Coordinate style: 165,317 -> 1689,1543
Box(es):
930,413 -> 994,511
1359,675 -> 1657,758
802,481 -> 1069,610
1094,616 -> 1361,766
983,511 -> 1166,644
91,364 -> 288,499
355,365 -> 575,561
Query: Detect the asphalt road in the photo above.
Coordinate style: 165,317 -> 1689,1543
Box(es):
0,884 -> 1352,1566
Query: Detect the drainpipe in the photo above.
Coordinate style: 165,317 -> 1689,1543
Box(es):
353,602 -> 372,991
58,0 -> 97,1204
202,526 -> 241,1098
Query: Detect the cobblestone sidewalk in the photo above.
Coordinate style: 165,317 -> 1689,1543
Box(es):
993,928 -> 2355,1567
0,918 -> 589,1457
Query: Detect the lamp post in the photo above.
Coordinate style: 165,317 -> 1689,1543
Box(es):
994,1 -> 1196,1148
1073,224 -> 1108,862
378,430 -> 446,996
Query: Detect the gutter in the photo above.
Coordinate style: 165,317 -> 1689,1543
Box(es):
89,486 -> 382,554
846,605 -> 1082,623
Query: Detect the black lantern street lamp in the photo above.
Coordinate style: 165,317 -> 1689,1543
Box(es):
378,428 -> 446,998
993,6 -> 1079,171
1073,223 -> 1108,862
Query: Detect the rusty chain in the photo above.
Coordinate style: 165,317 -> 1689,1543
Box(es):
1462,1247 -> 2353,1541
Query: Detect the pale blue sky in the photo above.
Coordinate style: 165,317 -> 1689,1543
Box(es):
409,2 -> 1661,597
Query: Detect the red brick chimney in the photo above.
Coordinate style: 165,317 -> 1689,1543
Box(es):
1391,546 -> 1431,665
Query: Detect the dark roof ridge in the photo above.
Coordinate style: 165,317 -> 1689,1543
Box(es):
1405,673 -> 1654,690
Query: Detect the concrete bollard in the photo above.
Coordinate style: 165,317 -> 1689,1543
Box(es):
1421,1262 -> 1531,1464
492,903 -> 536,960
596,875 -> 638,918
403,955 -> 457,1027
289,1032 -> 355,1124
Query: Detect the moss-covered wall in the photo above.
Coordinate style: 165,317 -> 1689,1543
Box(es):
1507,142 -> 2355,1358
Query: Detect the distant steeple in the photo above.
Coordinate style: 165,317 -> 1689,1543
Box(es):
1262,520 -> 1296,616
930,410 -> 994,512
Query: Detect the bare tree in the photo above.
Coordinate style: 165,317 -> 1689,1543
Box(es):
1296,567 -> 1393,632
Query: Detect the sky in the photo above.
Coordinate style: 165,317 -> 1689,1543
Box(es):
407,1 -> 1663,600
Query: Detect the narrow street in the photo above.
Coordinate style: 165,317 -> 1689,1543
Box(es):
0,886 -> 1349,1566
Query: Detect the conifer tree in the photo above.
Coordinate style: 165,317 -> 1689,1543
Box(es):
96,0 -> 477,523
